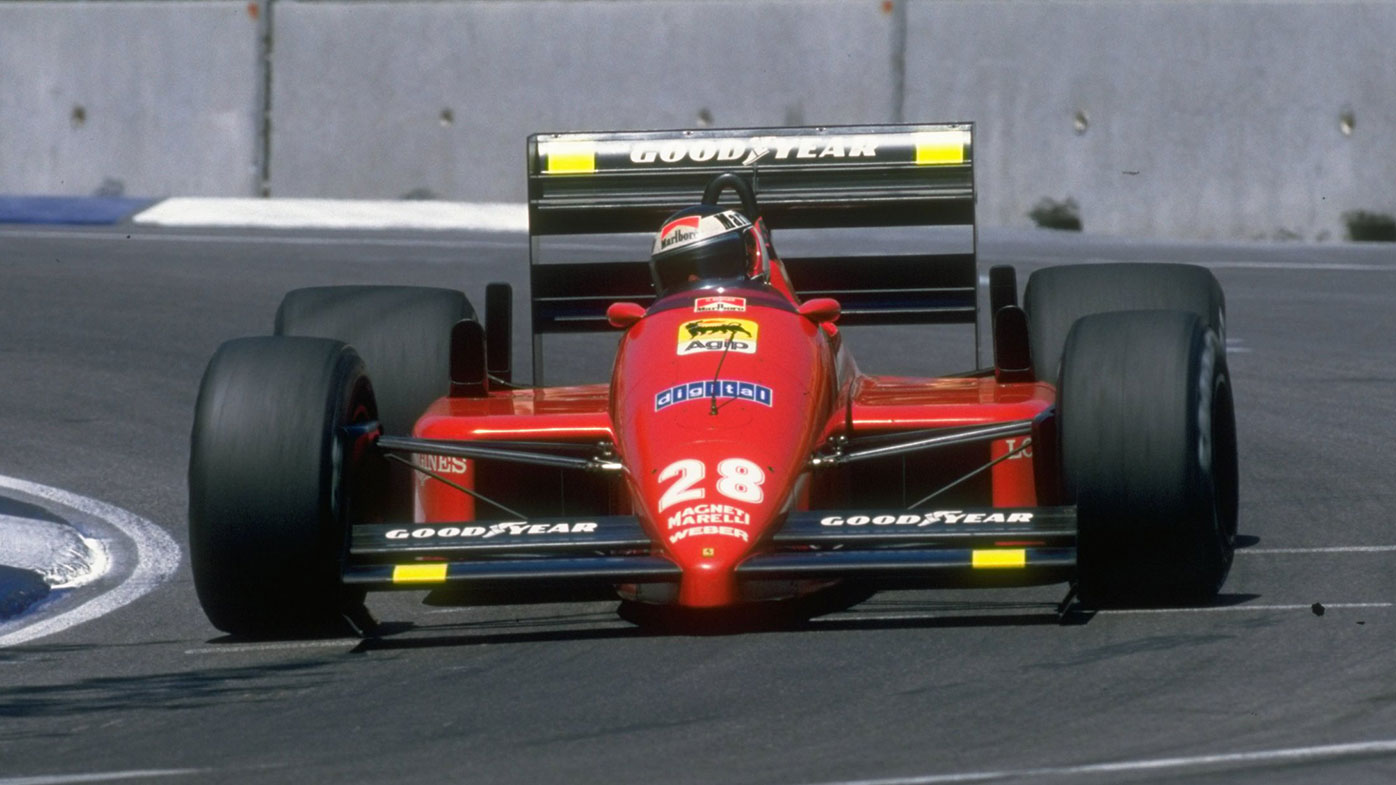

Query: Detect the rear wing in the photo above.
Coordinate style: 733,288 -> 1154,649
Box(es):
526,123 -> 976,380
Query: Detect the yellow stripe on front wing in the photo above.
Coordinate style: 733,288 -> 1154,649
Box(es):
392,564 -> 448,584
972,549 -> 1026,569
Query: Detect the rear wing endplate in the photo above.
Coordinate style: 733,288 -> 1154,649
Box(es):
526,123 -> 976,381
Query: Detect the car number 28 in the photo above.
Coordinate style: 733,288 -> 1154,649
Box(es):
657,458 -> 765,511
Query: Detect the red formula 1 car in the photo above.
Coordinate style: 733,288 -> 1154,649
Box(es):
189,124 -> 1237,636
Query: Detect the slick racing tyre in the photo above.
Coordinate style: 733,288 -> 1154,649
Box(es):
189,337 -> 383,637
275,285 -> 475,436
1024,263 -> 1225,382
1060,310 -> 1238,606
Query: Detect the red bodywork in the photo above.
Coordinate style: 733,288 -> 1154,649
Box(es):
413,249 -> 1055,608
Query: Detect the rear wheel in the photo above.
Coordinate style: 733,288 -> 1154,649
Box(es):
1060,310 -> 1238,606
189,337 -> 384,637
1025,263 -> 1224,382
274,285 -> 474,435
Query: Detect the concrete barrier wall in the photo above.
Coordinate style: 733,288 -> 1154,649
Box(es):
903,1 -> 1396,241
268,1 -> 899,202
0,1 -> 262,198
2,0 -> 1394,241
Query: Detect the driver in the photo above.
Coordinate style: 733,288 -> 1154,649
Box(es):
649,205 -> 759,298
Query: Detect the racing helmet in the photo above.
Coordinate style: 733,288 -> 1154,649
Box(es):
649,205 -> 756,297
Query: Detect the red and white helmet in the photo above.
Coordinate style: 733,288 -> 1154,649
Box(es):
649,205 -> 756,297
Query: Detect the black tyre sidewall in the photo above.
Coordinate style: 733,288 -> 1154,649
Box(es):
1061,310 -> 1235,606
189,336 -> 373,636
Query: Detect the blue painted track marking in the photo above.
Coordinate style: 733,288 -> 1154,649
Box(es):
0,196 -> 156,225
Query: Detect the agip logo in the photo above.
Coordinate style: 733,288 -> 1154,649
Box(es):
676,318 -> 759,355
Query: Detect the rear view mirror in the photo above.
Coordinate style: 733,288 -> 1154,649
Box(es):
798,298 -> 841,325
607,302 -> 646,328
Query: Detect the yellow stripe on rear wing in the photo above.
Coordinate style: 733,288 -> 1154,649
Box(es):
527,123 -> 974,235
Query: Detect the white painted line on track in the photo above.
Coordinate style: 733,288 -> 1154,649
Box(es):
0,227 -> 523,249
0,475 -> 181,648
1202,260 -> 1395,272
133,198 -> 528,232
818,602 -> 1392,625
184,639 -> 363,656
1016,256 -> 1396,273
1088,257 -> 1395,273
1096,602 -> 1392,615
797,738 -> 1396,785
0,771 -> 200,785
1241,545 -> 1396,554
1,227 -> 642,255
0,769 -> 201,785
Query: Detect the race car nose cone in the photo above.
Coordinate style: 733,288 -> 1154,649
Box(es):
672,543 -> 744,607
659,502 -> 758,607
610,296 -> 837,608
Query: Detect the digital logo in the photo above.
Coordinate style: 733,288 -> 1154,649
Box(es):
654,380 -> 773,411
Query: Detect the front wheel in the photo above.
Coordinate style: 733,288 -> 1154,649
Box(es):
1060,310 -> 1238,606
189,336 -> 383,637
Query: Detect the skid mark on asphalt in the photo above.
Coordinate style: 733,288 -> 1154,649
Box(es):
183,639 -> 363,656
799,738 -> 1396,785
0,475 -> 181,648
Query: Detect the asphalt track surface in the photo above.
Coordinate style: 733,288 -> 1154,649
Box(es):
1,222 -> 1394,784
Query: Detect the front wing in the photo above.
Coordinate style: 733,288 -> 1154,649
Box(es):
342,507 -> 1078,595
